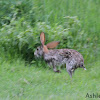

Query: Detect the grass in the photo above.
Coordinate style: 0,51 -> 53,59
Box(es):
0,58 -> 100,100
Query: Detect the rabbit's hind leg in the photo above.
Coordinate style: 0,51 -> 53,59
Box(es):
66,63 -> 73,78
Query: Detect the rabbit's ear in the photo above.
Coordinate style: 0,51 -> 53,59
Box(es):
40,32 -> 45,45
46,41 -> 60,49
43,45 -> 49,53
40,32 -> 49,53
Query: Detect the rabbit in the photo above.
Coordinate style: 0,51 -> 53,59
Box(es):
34,32 -> 86,78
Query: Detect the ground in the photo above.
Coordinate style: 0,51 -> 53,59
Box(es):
0,59 -> 100,100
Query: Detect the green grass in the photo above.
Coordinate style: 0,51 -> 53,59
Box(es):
0,58 -> 100,100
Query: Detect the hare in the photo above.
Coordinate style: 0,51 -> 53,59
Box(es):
34,32 -> 86,78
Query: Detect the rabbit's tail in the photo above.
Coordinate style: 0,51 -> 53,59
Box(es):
80,63 -> 86,70
83,66 -> 86,70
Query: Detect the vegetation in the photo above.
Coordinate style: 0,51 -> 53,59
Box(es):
0,58 -> 100,100
0,0 -> 100,99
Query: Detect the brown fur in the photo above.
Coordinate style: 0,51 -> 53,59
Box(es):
34,32 -> 86,78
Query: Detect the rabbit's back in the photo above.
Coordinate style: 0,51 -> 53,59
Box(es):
44,49 -> 84,68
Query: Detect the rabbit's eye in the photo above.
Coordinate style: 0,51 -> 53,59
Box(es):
37,48 -> 39,51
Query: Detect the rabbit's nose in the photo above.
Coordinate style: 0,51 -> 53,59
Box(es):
34,52 -> 36,56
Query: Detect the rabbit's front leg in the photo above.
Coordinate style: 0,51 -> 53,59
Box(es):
52,61 -> 61,73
